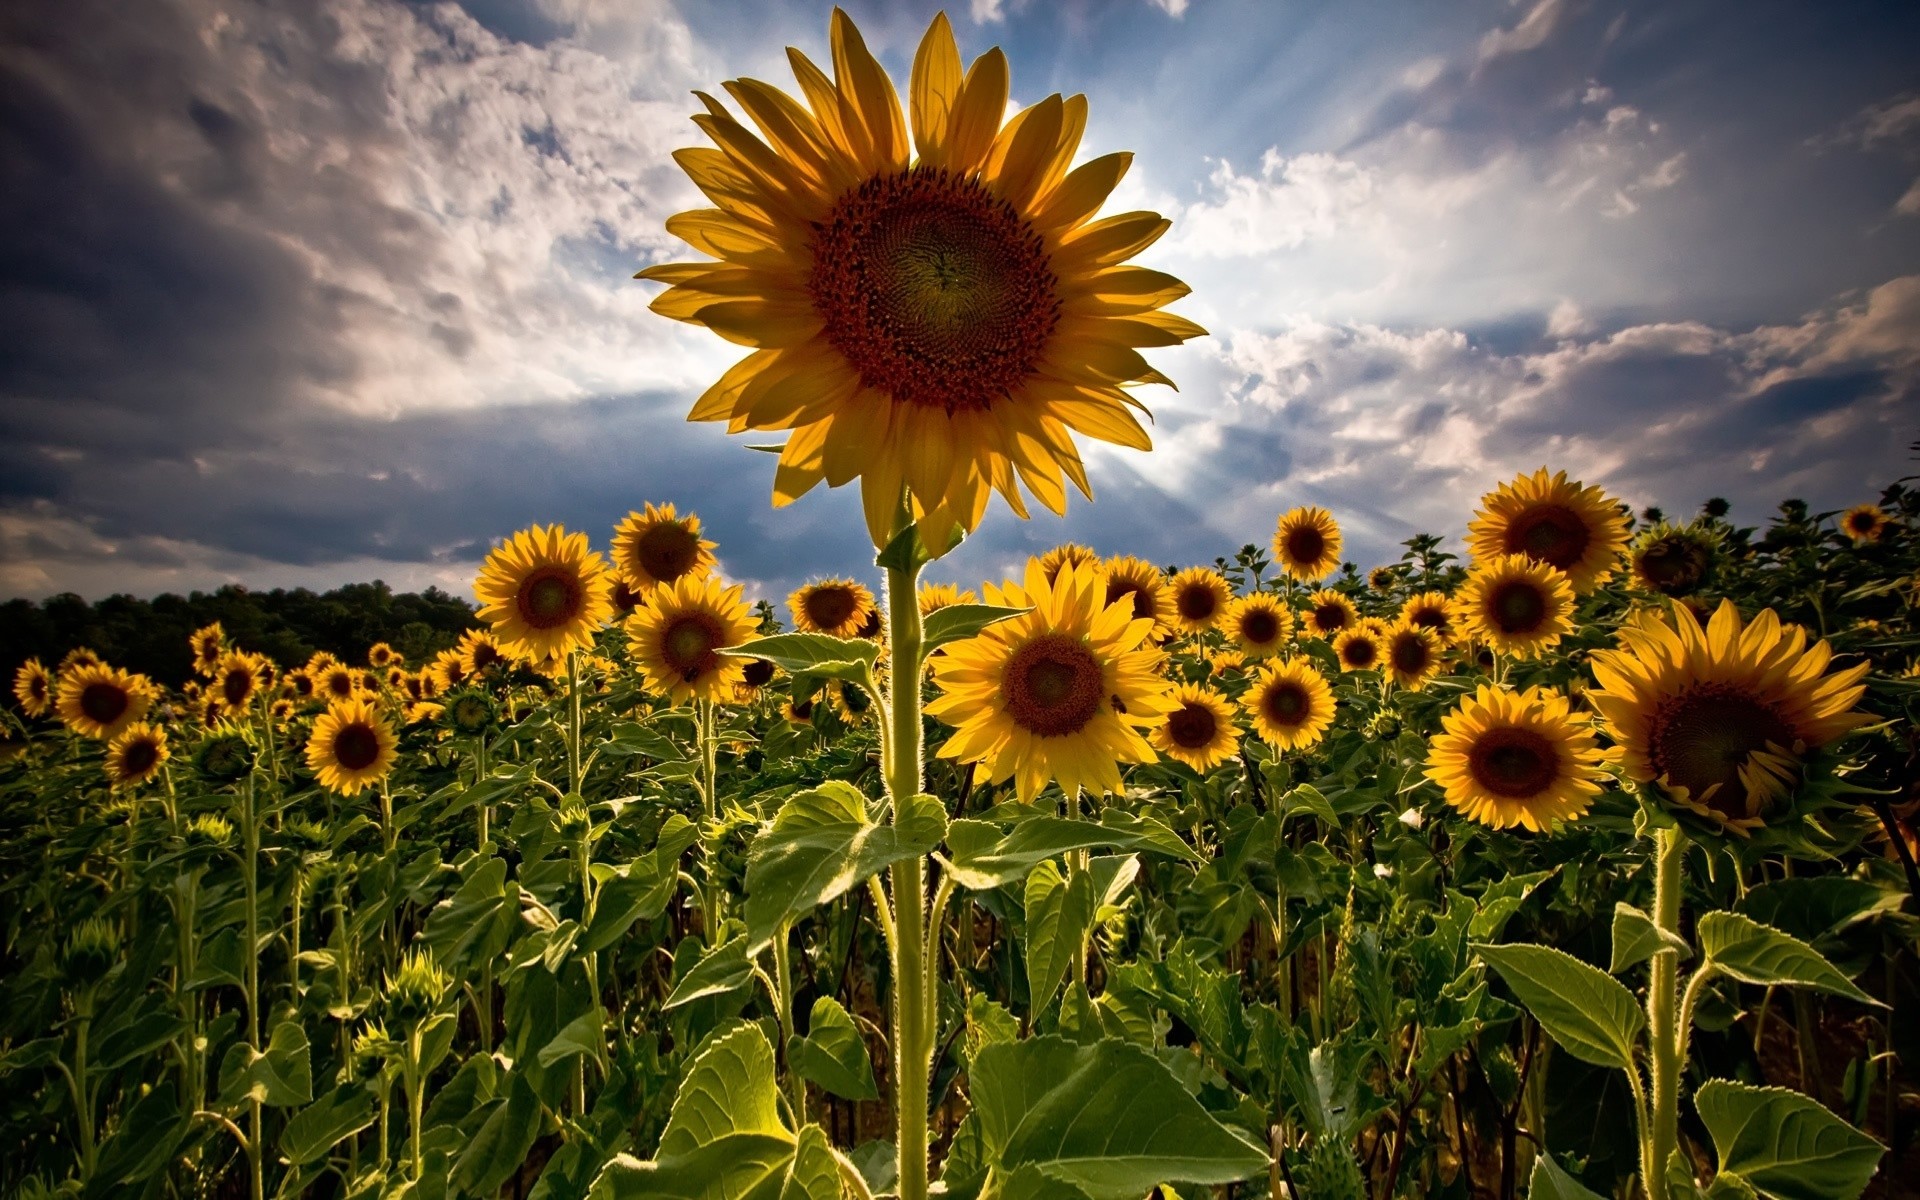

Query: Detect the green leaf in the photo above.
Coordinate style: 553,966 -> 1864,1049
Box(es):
721,634 -> 877,685
1694,1079 -> 1884,1200
665,936 -> 755,1010
1528,1153 -> 1609,1200
1609,901 -> 1692,974
537,1006 -> 605,1068
943,812 -> 1199,891
1277,784 -> 1338,830
922,604 -> 1029,650
662,1022 -> 786,1156
421,855 -> 518,971
968,1035 -> 1269,1199
219,1019 -> 314,1107
787,997 -> 876,1101
744,783 -> 946,951
91,1084 -> 187,1187
280,1083 -> 377,1166
584,853 -> 678,953
1466,869 -> 1553,943
453,1073 -> 543,1194
1739,878 -> 1903,945
1697,912 -> 1879,1006
1473,942 -> 1644,1072
95,1007 -> 188,1071
1024,863 -> 1095,1013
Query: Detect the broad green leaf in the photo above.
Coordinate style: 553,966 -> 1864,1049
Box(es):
721,633 -> 878,685
744,783 -> 946,950
95,1007 -> 188,1071
1694,1079 -> 1883,1200
1277,784 -> 1338,830
92,1084 -> 187,1186
1528,1153 -> 1609,1200
943,812 -> 1199,891
590,1136 -> 804,1200
280,1083 -> 377,1166
537,1006 -> 605,1068
660,1022 -> 787,1156
453,1073 -> 543,1194
922,604 -> 1029,650
421,855 -> 517,970
787,996 -> 876,1101
0,1037 -> 61,1075
1739,878 -> 1903,945
968,1035 -> 1268,1199
1473,942 -> 1644,1072
1024,862 -> 1095,1013
1467,869 -> 1554,943
665,936 -> 755,1010
1609,901 -> 1691,974
219,1019 -> 314,1107
583,853 -> 678,952
1697,912 -> 1879,1005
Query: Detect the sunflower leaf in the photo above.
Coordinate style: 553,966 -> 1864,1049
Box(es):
721,633 -> 877,686
1697,912 -> 1881,1006
1609,901 -> 1691,974
787,997 -> 877,1101
1694,1079 -> 1883,1200
922,603 -> 1030,650
1472,942 -> 1643,1072
941,812 -> 1200,891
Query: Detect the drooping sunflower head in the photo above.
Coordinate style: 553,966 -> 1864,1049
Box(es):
1242,658 -> 1336,752
1167,567 -> 1231,634
457,628 -> 513,679
1224,593 -> 1293,659
1272,506 -> 1343,581
474,524 -> 615,663
13,658 -> 52,717
366,642 -> 400,670
194,725 -> 257,784
826,679 -> 877,725
917,582 -> 978,616
189,623 -> 226,676
1383,622 -> 1444,691
1839,503 -> 1891,544
1102,555 -> 1175,640
627,573 -> 758,705
641,11 -> 1204,548
928,559 -> 1174,803
1398,591 -> 1456,644
1467,468 -> 1629,594
1425,685 -> 1607,833
788,577 -> 876,638
1039,543 -> 1102,586
1454,555 -> 1575,660
305,697 -> 400,797
1150,683 -> 1241,772
1629,522 -> 1720,597
611,502 -> 718,593
782,694 -> 817,727
1586,599 -> 1871,832
1333,625 -> 1383,673
444,689 -> 499,737
56,663 -> 154,741
212,651 -> 270,713
1303,589 -> 1358,640
105,722 -> 169,791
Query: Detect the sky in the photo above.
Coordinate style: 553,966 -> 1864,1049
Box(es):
2,0 -> 1917,605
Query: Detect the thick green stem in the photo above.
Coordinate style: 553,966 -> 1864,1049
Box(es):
71,1000 -> 95,1178
698,699 -> 723,932
773,924 -> 807,1124
242,774 -> 265,1200
407,1030 -> 426,1181
883,547 -> 931,1200
1644,825 -> 1686,1200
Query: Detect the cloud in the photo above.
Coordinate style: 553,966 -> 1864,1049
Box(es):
1475,0 -> 1567,70
1144,0 -> 1192,16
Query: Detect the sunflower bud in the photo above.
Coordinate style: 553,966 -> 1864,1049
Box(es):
194,729 -> 256,783
62,917 -> 118,989
444,689 -> 498,737
184,812 -> 235,849
352,1019 -> 395,1078
384,948 -> 450,1029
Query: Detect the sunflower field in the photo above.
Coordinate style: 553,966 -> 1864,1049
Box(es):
4,10 -> 1920,1200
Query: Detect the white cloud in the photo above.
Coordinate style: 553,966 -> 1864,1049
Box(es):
1897,177 -> 1920,216
1475,0 -> 1565,69
971,0 -> 1006,24
1145,0 -> 1192,16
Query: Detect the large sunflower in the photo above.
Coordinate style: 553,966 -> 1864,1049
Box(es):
105,722 -> 170,791
1242,658 -> 1336,752
1839,503 -> 1891,545
627,573 -> 758,704
1167,566 -> 1231,634
1302,589 -> 1358,640
788,578 -> 876,638
474,524 -> 615,662
1150,683 -> 1241,772
56,663 -> 153,741
13,658 -> 52,717
1272,506 -> 1343,582
305,698 -> 400,797
1467,468 -> 1629,594
1425,685 -> 1606,832
1102,555 -> 1175,640
1453,556 -> 1575,660
1586,600 -> 1871,832
1224,593 -> 1292,660
638,11 -> 1203,546
1383,622 -> 1444,691
611,503 -> 719,592
927,559 -> 1174,802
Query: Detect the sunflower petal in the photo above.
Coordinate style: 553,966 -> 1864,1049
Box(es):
910,12 -> 963,166
944,47 -> 1009,175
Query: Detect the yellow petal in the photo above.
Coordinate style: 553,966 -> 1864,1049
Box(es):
944,47 -> 1008,176
910,12 -> 962,166
984,94 -> 1063,212
1031,152 -> 1132,232
830,8 -> 908,174
687,350 -> 779,424
693,298 -> 824,348
1056,211 -> 1172,268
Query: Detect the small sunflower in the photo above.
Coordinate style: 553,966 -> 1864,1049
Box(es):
1242,658 -> 1335,752
1272,506 -> 1343,582
1466,468 -> 1629,594
457,629 -> 513,679
1166,567 -> 1231,634
317,663 -> 362,704
1102,555 -> 1175,640
1630,523 -> 1719,597
1839,503 -> 1891,544
1425,685 -> 1606,832
105,722 -> 169,790
855,607 -> 886,640
384,666 -> 409,692
1399,591 -> 1456,643
788,578 -> 876,638
212,651 -> 271,714
1453,556 -> 1575,660
474,524 -> 615,662
1150,684 -> 1241,771
60,647 -> 102,674
1038,543 -> 1102,586
1367,565 -> 1400,592
1224,593 -> 1293,659
1586,600 -> 1871,832
427,651 -> 467,694
189,624 -> 226,676
826,679 -> 877,725
1383,622 -> 1443,691
610,578 -> 643,618
782,695 -> 817,727
305,698 -> 400,797
1302,590 -> 1358,640
627,573 -> 758,704
1333,625 -> 1383,673
928,559 -> 1174,803
56,663 -> 153,741
611,502 -> 718,592
917,582 -> 979,616
735,657 -> 779,703
13,658 -> 52,717
269,697 -> 296,724
367,642 -> 401,670
1205,648 -> 1245,678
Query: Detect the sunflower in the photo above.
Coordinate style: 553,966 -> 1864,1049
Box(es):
1242,658 -> 1336,752
1453,556 -> 1575,660
1425,685 -> 1606,832
474,524 -> 615,663
1586,600 -> 1871,832
60,647 -> 102,674
1399,592 -> 1456,643
1367,565 -> 1400,592
367,642 -> 401,670
736,656 -> 779,703
1333,626 -> 1383,673
13,658 -> 52,717
212,651 -> 271,714
384,666 -> 409,692
427,651 -> 467,694
1039,543 -> 1103,586
639,11 -> 1204,547
189,623 -> 226,676
1839,503 -> 1891,544
1302,590 -> 1358,640
788,578 -> 875,638
1383,622 -> 1444,691
316,663 -> 362,704
855,607 -> 886,640
826,679 -> 877,725
269,697 -> 296,724
305,698 -> 400,797
782,694 -> 817,726
1273,506 -> 1343,582
611,502 -> 718,593
1205,648 -> 1245,678
1224,593 -> 1292,659
627,573 -> 758,704
1466,468 -> 1629,594
1102,555 -> 1175,640
1166,567 -> 1231,634
917,582 -> 978,616
1630,523 -> 1718,597
610,578 -> 643,619
456,629 -> 513,679
56,664 -> 153,741
1150,684 -> 1241,771
105,722 -> 169,790
928,559 -> 1174,803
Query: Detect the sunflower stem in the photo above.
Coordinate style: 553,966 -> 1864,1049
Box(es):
882,533 -> 931,1200
1643,824 -> 1687,1200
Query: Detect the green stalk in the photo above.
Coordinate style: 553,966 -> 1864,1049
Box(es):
407,1028 -> 426,1181
883,544 -> 931,1200
772,922 -> 807,1124
241,773 -> 265,1200
70,992 -> 96,1179
698,699 -> 723,932
475,733 -> 493,1051
1643,825 -> 1686,1200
